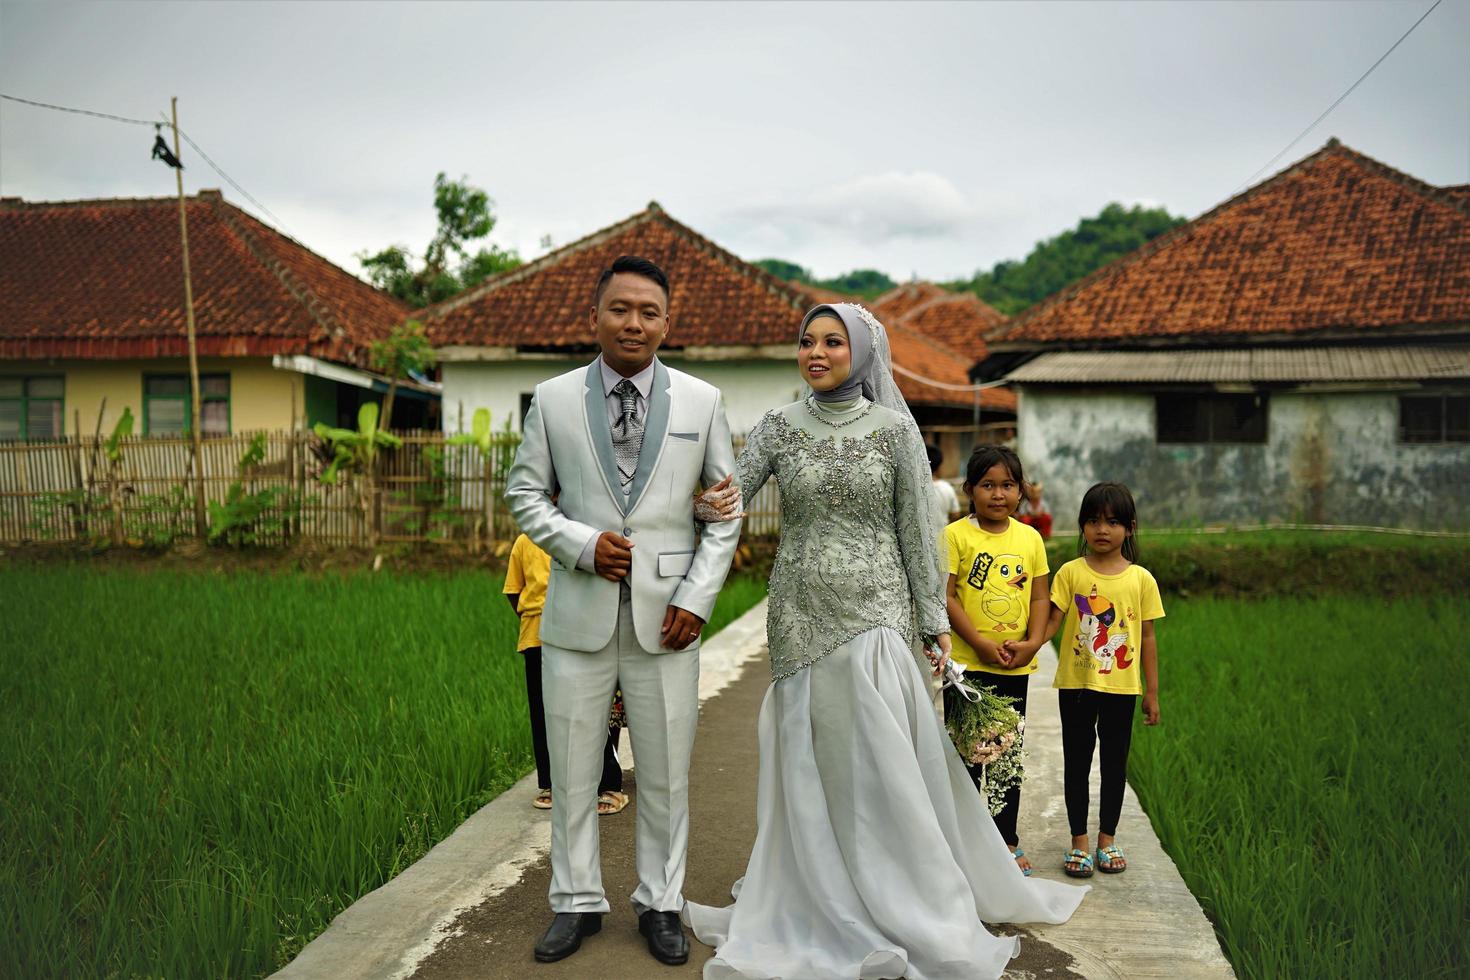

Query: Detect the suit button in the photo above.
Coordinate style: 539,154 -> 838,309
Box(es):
623,527 -> 631,536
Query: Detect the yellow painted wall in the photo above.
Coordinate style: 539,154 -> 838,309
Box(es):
0,358 -> 306,435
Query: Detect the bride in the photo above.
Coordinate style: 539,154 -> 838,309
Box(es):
688,303 -> 1087,979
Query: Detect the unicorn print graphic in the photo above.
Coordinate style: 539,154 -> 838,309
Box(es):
1074,585 -> 1131,674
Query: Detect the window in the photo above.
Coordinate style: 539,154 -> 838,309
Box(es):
0,376 -> 64,440
144,374 -> 230,436
1399,395 -> 1470,444
1156,393 -> 1268,444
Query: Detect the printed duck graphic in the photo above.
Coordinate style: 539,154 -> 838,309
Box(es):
981,554 -> 1028,631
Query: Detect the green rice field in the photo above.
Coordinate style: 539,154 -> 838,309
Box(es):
1129,595 -> 1468,980
0,565 -> 767,978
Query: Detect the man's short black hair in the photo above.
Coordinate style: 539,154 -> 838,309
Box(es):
594,255 -> 670,308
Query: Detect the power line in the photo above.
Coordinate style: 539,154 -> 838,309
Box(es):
161,114 -> 291,232
0,92 -> 156,126
1232,0 -> 1443,195
2,91 -> 293,236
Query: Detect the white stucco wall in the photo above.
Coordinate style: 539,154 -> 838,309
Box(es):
441,356 -> 804,437
1017,386 -> 1470,530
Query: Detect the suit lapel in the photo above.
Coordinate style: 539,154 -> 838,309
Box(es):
583,362 -> 625,514
625,359 -> 671,514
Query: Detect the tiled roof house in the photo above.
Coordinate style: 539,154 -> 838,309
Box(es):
0,191 -> 427,439
973,139 -> 1470,528
424,202 -> 1012,449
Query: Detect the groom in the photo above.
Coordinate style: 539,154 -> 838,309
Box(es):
504,255 -> 740,966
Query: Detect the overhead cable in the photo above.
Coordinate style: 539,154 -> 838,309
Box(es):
1231,0 -> 1443,195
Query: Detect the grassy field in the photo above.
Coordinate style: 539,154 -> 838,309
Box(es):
1040,527 -> 1470,600
0,565 -> 767,978
1129,596 -> 1468,980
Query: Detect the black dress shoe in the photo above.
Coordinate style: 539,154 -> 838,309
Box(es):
638,909 -> 689,966
533,912 -> 602,963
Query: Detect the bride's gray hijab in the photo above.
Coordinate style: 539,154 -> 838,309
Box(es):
799,304 -> 875,403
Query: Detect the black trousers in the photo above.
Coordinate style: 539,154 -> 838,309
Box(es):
945,670 -> 1029,848
1058,688 -> 1137,838
522,646 -> 622,795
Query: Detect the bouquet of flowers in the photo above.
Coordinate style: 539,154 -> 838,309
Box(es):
937,658 -> 1025,816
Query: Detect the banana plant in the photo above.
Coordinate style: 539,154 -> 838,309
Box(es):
313,402 -> 402,485
445,408 -> 520,550
312,402 -> 402,546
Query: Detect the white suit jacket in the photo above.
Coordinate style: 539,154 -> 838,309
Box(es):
504,359 -> 740,653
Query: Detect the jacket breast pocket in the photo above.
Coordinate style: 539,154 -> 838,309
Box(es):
658,550 -> 695,577
668,431 -> 700,443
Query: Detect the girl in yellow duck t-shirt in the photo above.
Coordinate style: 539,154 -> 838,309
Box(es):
1043,482 -> 1164,880
943,445 -> 1050,876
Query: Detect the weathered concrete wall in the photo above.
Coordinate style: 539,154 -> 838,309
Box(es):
1017,387 -> 1470,530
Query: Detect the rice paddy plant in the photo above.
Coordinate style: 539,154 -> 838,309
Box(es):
0,565 -> 766,978
1128,596 -> 1468,980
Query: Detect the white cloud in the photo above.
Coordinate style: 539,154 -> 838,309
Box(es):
731,171 -> 978,246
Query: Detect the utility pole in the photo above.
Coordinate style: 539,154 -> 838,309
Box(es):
170,96 -> 207,537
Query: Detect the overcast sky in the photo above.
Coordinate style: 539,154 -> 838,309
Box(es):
2,1 -> 1466,285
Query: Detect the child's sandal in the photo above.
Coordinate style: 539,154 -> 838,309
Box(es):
1095,844 -> 1127,874
1063,848 -> 1094,878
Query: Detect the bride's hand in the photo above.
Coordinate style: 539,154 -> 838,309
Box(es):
694,474 -> 746,523
924,633 -> 953,676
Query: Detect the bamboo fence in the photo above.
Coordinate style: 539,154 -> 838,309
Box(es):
0,430 -> 781,547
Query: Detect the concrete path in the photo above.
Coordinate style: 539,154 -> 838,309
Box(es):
276,601 -> 1233,979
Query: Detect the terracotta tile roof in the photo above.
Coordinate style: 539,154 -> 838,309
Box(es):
897,291 -> 1007,360
422,203 -> 811,349
990,140 -> 1470,348
422,204 -> 1012,412
871,282 -> 952,322
885,317 -> 1014,411
0,192 -> 409,365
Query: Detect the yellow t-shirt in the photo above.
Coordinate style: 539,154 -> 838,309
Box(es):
503,533 -> 550,652
1050,558 -> 1165,695
944,516 -> 1050,675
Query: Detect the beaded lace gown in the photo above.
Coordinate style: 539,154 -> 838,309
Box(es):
683,398 -> 1086,980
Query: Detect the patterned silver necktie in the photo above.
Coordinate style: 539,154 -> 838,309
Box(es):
611,379 -> 644,493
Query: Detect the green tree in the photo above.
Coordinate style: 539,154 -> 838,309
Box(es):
755,258 -> 811,282
945,203 -> 1186,315
753,259 -> 895,299
369,319 -> 436,429
358,173 -> 523,307
816,268 -> 894,298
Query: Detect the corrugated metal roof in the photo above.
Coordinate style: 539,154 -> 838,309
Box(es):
1005,345 -> 1470,384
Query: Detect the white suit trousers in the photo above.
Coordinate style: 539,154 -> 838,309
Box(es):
541,589 -> 700,915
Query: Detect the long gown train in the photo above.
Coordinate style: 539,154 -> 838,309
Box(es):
683,627 -> 1086,980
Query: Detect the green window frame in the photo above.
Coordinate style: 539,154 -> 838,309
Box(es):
0,376 -> 65,440
143,373 -> 231,436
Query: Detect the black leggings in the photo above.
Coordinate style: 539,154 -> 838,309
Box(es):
1058,688 -> 1137,838
522,647 -> 622,795
945,671 -> 1028,848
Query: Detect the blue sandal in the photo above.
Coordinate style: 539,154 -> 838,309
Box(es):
1063,848 -> 1094,878
1011,848 -> 1033,877
1095,843 -> 1127,874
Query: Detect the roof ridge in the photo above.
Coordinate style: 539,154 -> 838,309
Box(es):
419,205 -> 663,320
0,194 -> 206,211
886,313 -> 973,364
987,137 -> 1464,344
208,195 -> 349,347
648,206 -> 812,313
420,201 -> 813,322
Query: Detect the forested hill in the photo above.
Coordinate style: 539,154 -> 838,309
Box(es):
946,203 -> 1186,316
755,202 -> 1186,315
